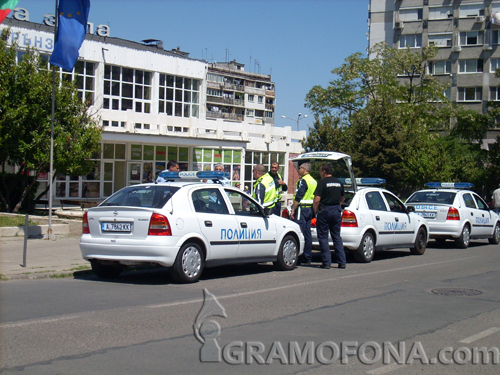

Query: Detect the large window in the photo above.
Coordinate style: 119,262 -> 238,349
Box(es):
429,6 -> 453,20
244,151 -> 285,194
428,33 -> 452,47
399,34 -> 422,48
103,65 -> 152,113
458,59 -> 483,73
460,31 -> 484,46
459,4 -> 485,18
399,8 -> 423,21
492,30 -> 500,45
193,148 -> 242,185
430,60 -> 452,75
491,58 -> 500,72
457,87 -> 482,102
490,87 -> 500,101
69,61 -> 95,105
158,74 -> 200,118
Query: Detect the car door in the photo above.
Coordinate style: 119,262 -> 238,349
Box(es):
461,192 -> 482,237
382,191 -> 415,246
472,193 -> 495,236
224,189 -> 277,258
191,188 -> 239,260
363,190 -> 395,247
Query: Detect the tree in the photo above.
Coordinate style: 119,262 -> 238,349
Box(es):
0,28 -> 102,213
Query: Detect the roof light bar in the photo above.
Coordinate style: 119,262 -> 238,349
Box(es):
158,171 -> 230,180
424,182 -> 474,189
339,178 -> 386,186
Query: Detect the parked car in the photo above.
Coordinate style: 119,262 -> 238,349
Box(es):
80,171 -> 304,283
405,182 -> 500,248
285,152 -> 429,263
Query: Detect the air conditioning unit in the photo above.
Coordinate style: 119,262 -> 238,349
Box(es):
475,16 -> 485,23
484,44 -> 493,51
452,46 -> 462,52
395,21 -> 404,29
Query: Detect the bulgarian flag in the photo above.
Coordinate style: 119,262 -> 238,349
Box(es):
0,0 -> 19,24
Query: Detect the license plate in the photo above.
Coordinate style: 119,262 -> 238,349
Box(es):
102,222 -> 131,232
417,212 -> 436,219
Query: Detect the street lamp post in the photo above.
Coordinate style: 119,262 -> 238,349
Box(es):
281,113 -> 307,131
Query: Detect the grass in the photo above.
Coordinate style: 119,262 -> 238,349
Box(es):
0,215 -> 39,227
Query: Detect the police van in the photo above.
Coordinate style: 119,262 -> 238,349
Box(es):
80,171 -> 304,283
405,182 -> 500,248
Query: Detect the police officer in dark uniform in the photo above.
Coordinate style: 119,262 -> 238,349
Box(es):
313,163 -> 346,269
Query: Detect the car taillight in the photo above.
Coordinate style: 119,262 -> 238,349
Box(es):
148,213 -> 172,235
446,207 -> 460,221
82,212 -> 90,234
282,208 -> 289,219
341,210 -> 358,227
311,217 -> 317,228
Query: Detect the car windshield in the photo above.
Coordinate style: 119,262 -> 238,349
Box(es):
99,185 -> 180,208
406,191 -> 456,205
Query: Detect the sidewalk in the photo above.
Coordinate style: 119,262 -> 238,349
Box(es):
0,233 -> 91,280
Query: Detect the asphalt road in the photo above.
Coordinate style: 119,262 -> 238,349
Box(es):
1,240 -> 499,375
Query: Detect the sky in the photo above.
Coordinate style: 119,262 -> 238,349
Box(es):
10,0 -> 369,132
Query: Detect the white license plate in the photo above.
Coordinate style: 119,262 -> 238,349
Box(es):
417,212 -> 436,219
102,222 -> 131,232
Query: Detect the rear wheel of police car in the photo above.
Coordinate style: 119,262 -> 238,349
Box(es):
455,224 -> 470,249
410,226 -> 427,255
273,235 -> 299,270
171,242 -> 205,283
90,260 -> 126,279
354,232 -> 375,263
489,223 -> 500,244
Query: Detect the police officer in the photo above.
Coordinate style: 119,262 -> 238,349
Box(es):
156,160 -> 180,183
268,162 -> 288,216
313,163 -> 346,269
290,163 -> 317,265
253,164 -> 276,210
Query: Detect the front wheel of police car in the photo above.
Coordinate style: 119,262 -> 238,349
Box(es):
170,242 -> 205,283
410,226 -> 427,255
273,235 -> 299,270
489,222 -> 500,244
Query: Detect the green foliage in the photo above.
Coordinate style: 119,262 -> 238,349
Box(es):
0,28 -> 102,213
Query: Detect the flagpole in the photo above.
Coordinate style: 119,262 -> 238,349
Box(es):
45,0 -> 59,241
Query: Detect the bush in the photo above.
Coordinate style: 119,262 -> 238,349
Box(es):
0,173 -> 39,213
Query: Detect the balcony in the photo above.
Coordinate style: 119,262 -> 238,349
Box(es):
206,111 -> 243,121
265,89 -> 275,97
206,95 -> 245,107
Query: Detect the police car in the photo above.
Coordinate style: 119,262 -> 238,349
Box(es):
80,171 -> 304,283
405,182 -> 500,248
287,152 -> 429,263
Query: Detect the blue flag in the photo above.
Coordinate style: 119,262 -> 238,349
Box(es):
50,0 -> 90,71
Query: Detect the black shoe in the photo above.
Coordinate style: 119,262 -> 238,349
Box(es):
300,260 -> 311,266
338,264 -> 346,269
319,263 -> 331,269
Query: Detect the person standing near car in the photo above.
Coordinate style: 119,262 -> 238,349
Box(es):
290,163 -> 317,265
156,160 -> 180,183
268,162 -> 288,216
313,163 -> 346,269
253,164 -> 276,210
492,183 -> 500,214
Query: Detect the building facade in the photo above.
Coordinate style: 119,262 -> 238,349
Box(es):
2,10 -> 305,205
368,0 -> 500,148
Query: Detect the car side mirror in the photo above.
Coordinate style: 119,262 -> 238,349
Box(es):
406,205 -> 415,213
263,207 -> 271,217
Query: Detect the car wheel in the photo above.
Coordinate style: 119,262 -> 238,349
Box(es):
488,223 -> 500,244
410,226 -> 427,255
353,232 -> 375,263
273,235 -> 298,270
90,260 -> 125,279
455,224 -> 470,249
171,242 -> 204,283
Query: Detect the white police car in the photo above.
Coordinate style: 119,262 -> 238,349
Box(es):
405,182 -> 500,248
80,171 -> 304,283
287,152 -> 429,263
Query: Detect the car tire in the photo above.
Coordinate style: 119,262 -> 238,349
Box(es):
90,260 -> 125,279
455,224 -> 470,249
488,222 -> 500,244
273,235 -> 299,270
410,226 -> 427,255
353,232 -> 375,263
170,242 -> 204,283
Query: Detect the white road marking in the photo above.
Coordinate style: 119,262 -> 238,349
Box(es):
459,327 -> 500,344
0,315 -> 80,328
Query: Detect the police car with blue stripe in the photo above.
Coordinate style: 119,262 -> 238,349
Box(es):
405,182 -> 500,248
80,171 -> 304,283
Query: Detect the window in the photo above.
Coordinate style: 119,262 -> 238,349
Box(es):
443,87 -> 451,100
158,74 -> 200,118
225,190 -> 259,216
428,33 -> 452,47
246,109 -> 254,117
430,60 -> 452,74
399,8 -> 423,21
491,58 -> 500,72
207,88 -> 222,97
457,87 -> 482,101
103,65 -> 152,113
58,61 -> 95,105
103,120 -> 126,128
207,73 -> 224,84
460,31 -> 484,46
490,87 -> 500,101
492,30 -> 500,45
462,193 -> 477,208
399,34 -> 422,48
191,189 -> 229,215
429,6 -> 453,20
383,192 -> 407,213
265,111 -> 273,118
258,96 -> 263,104
248,94 -> 255,102
458,59 -> 483,73
365,192 -> 387,211
459,4 -> 484,18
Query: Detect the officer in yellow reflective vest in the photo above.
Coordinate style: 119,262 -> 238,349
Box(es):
253,164 -> 277,210
268,162 -> 288,216
290,162 -> 317,265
